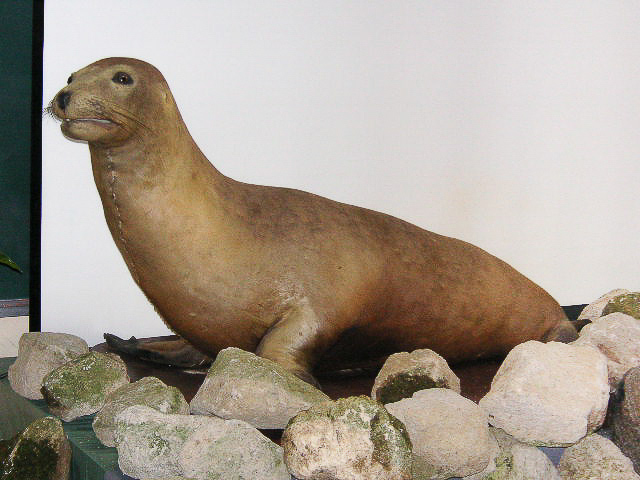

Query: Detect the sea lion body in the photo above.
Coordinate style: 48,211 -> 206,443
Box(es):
51,58 -> 576,383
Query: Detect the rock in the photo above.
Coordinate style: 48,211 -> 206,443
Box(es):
611,367 -> 640,473
478,341 -> 609,446
179,418 -> 290,480
481,427 -> 561,480
92,376 -> 189,447
491,443 -> 561,480
41,351 -> 129,422
0,416 -> 72,480
113,405 -> 211,478
8,332 -> 88,400
282,395 -> 412,480
462,433 -> 500,480
115,405 -> 289,480
572,312 -> 640,391
578,289 -> 630,324
557,433 -> 639,479
371,348 -> 460,404
385,388 -> 493,479
190,347 -> 330,429
603,292 -> 640,320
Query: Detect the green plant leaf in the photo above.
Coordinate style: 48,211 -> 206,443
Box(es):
0,252 -> 22,273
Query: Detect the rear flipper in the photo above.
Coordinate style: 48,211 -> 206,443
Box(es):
540,319 -> 579,344
103,333 -> 212,368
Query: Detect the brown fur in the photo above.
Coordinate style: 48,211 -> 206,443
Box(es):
51,58 -> 576,384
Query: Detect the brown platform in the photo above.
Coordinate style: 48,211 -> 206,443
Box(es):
93,305 -> 587,408
93,336 -> 501,404
94,337 -> 502,444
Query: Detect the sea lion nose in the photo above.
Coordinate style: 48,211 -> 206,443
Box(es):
56,91 -> 71,110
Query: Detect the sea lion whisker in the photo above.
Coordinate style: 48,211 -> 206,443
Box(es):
97,97 -> 154,133
43,101 -> 58,120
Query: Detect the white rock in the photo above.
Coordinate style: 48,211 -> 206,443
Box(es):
573,312 -> 640,391
371,348 -> 460,404
114,405 -> 211,478
462,433 -> 500,480
8,332 -> 88,399
478,341 -> 609,446
385,388 -> 494,479
190,347 -> 329,429
115,404 -> 290,480
479,428 -> 561,480
578,289 -> 630,323
557,433 -> 640,479
282,396 -> 412,480
498,444 -> 561,480
179,418 -> 290,480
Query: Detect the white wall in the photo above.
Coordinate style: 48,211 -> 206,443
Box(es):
42,0 -> 640,346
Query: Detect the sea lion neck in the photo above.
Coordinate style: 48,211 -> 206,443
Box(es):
87,117 -> 237,255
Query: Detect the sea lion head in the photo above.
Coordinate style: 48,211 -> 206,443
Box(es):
50,57 -> 177,147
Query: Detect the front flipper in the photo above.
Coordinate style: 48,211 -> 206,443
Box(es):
103,333 -> 212,368
255,299 -> 340,389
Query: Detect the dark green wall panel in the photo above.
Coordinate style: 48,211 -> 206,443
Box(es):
0,1 -> 33,300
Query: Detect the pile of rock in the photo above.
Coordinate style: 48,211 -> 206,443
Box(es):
5,289 -> 640,479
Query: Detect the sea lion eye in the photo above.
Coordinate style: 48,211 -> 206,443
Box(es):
67,75 -> 73,84
112,72 -> 133,86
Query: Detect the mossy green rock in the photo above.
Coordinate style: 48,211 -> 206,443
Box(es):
282,395 -> 412,480
93,376 -> 189,447
41,351 -> 129,421
0,416 -> 71,480
371,349 -> 460,405
113,405 -> 212,478
190,347 -> 329,428
603,292 -> 640,320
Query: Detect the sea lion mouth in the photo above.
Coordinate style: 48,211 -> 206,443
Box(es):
63,117 -> 116,126
58,115 -> 121,142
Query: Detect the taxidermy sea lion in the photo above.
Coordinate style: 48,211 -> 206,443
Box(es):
50,57 -> 577,386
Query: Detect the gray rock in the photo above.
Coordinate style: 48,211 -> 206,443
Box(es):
114,405 -> 289,480
462,433 -> 500,480
8,332 -> 88,400
190,347 -> 329,429
603,292 -> 640,320
487,443 -> 560,480
371,348 -> 460,404
572,312 -> 640,391
92,376 -> 189,447
179,418 -> 290,480
578,289 -> 630,324
282,395 -> 412,480
113,405 -> 211,478
478,341 -> 609,446
385,388 -> 493,480
557,433 -> 639,479
478,428 -> 561,480
0,416 -> 72,480
41,351 -> 130,422
611,367 -> 640,474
